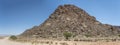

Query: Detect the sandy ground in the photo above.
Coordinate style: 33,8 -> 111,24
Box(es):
0,37 -> 32,45
1,37 -> 120,45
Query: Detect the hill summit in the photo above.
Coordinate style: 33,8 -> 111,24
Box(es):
20,4 -> 120,40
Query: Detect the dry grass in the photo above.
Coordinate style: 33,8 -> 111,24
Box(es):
28,40 -> 120,45
6,37 -> 120,45
1,37 -> 120,45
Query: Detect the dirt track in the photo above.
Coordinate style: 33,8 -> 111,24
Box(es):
1,37 -> 120,45
0,37 -> 31,45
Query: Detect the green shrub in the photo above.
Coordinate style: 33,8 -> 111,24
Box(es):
63,32 -> 72,40
118,34 -> 120,37
85,34 -> 91,37
9,35 -> 17,40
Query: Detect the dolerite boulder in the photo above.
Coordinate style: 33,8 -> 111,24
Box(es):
20,4 -> 120,40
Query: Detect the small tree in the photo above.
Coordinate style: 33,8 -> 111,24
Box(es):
63,32 -> 72,40
9,35 -> 17,40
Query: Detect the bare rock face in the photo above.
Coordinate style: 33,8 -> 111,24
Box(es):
20,4 -> 120,40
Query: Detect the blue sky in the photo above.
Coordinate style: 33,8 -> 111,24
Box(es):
0,0 -> 120,35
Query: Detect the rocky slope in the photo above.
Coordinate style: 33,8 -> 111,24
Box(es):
19,4 -> 120,40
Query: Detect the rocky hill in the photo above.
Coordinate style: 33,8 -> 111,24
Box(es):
19,4 -> 120,40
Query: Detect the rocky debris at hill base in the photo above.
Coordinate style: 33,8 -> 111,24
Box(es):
19,4 -> 120,40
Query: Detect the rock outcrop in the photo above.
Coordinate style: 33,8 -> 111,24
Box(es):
19,4 -> 120,40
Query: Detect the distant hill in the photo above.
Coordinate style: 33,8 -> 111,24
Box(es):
19,4 -> 120,40
0,34 -> 10,36
0,34 -> 10,39
0,34 -> 10,37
